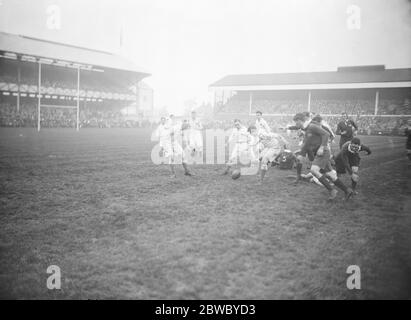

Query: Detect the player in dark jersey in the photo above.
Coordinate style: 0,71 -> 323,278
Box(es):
293,113 -> 353,200
289,113 -> 333,180
336,112 -> 358,149
274,149 -> 296,169
334,137 -> 371,194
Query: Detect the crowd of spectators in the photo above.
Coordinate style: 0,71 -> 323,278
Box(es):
218,90 -> 410,116
0,102 -> 154,128
310,99 -> 375,115
0,72 -> 134,96
1,99 -> 410,135
208,115 -> 410,136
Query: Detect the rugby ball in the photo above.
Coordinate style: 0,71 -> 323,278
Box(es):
231,169 -> 241,180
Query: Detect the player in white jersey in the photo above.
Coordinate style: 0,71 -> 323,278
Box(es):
250,127 -> 288,183
223,119 -> 254,175
156,117 -> 192,177
165,114 -> 175,128
188,111 -> 203,157
180,120 -> 199,171
255,111 -> 271,134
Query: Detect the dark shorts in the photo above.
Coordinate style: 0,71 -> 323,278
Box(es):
335,154 -> 361,174
312,148 -> 333,172
297,147 -> 316,162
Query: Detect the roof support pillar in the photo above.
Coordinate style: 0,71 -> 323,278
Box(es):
374,90 -> 379,116
76,66 -> 80,131
17,64 -> 21,112
249,92 -> 253,115
37,62 -> 41,132
307,90 -> 311,112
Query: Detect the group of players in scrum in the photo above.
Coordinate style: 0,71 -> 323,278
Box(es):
155,110 -> 373,200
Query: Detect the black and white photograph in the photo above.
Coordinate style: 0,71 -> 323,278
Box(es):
0,0 -> 410,302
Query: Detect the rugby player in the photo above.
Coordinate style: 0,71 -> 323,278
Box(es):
188,111 -> 203,157
334,137 -> 371,193
255,111 -> 271,134
223,119 -> 251,175
157,117 -> 192,178
289,112 -> 334,182
253,128 -> 288,183
293,112 -> 353,200
336,112 -> 358,149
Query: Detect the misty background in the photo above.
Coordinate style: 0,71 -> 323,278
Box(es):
1,0 -> 410,115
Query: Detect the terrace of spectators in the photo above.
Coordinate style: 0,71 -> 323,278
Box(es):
0,32 -> 151,130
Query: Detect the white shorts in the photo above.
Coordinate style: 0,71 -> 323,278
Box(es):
228,143 -> 257,165
160,141 -> 183,159
189,131 -> 203,151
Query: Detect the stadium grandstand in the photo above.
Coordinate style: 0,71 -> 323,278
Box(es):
209,65 -> 411,135
0,32 -> 152,130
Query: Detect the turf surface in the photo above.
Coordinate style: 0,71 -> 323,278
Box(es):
0,128 -> 410,299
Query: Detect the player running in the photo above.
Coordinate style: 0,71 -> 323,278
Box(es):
156,117 -> 193,178
336,112 -> 358,149
188,111 -> 203,157
259,132 -> 287,183
334,137 -> 371,194
223,119 -> 254,175
288,112 -> 335,181
293,112 -> 353,200
248,126 -> 287,183
255,111 -> 271,134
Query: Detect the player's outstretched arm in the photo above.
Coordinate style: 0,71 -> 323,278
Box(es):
361,144 -> 372,155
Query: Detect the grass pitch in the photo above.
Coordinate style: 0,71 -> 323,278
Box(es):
0,128 -> 410,299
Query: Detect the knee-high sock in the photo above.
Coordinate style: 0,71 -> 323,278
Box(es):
334,178 -> 348,193
296,162 -> 302,179
351,179 -> 357,190
260,168 -> 267,182
318,175 -> 333,191
182,162 -> 190,174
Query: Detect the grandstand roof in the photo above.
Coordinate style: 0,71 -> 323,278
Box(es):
210,66 -> 411,90
0,32 -> 150,76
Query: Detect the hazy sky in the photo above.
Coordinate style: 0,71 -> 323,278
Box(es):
1,0 -> 411,114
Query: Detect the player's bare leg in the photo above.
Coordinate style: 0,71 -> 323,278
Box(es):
325,170 -> 353,200
182,162 -> 193,176
259,160 -> 268,184
169,163 -> 176,178
351,166 -> 359,194
294,155 -> 304,184
311,165 -> 337,199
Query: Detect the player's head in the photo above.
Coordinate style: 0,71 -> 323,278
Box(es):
181,120 -> 190,131
234,119 -> 241,129
348,137 -> 361,153
160,117 -> 166,125
293,112 -> 309,128
256,111 -> 262,119
248,125 -> 257,135
342,112 -> 348,120
312,114 -> 322,123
